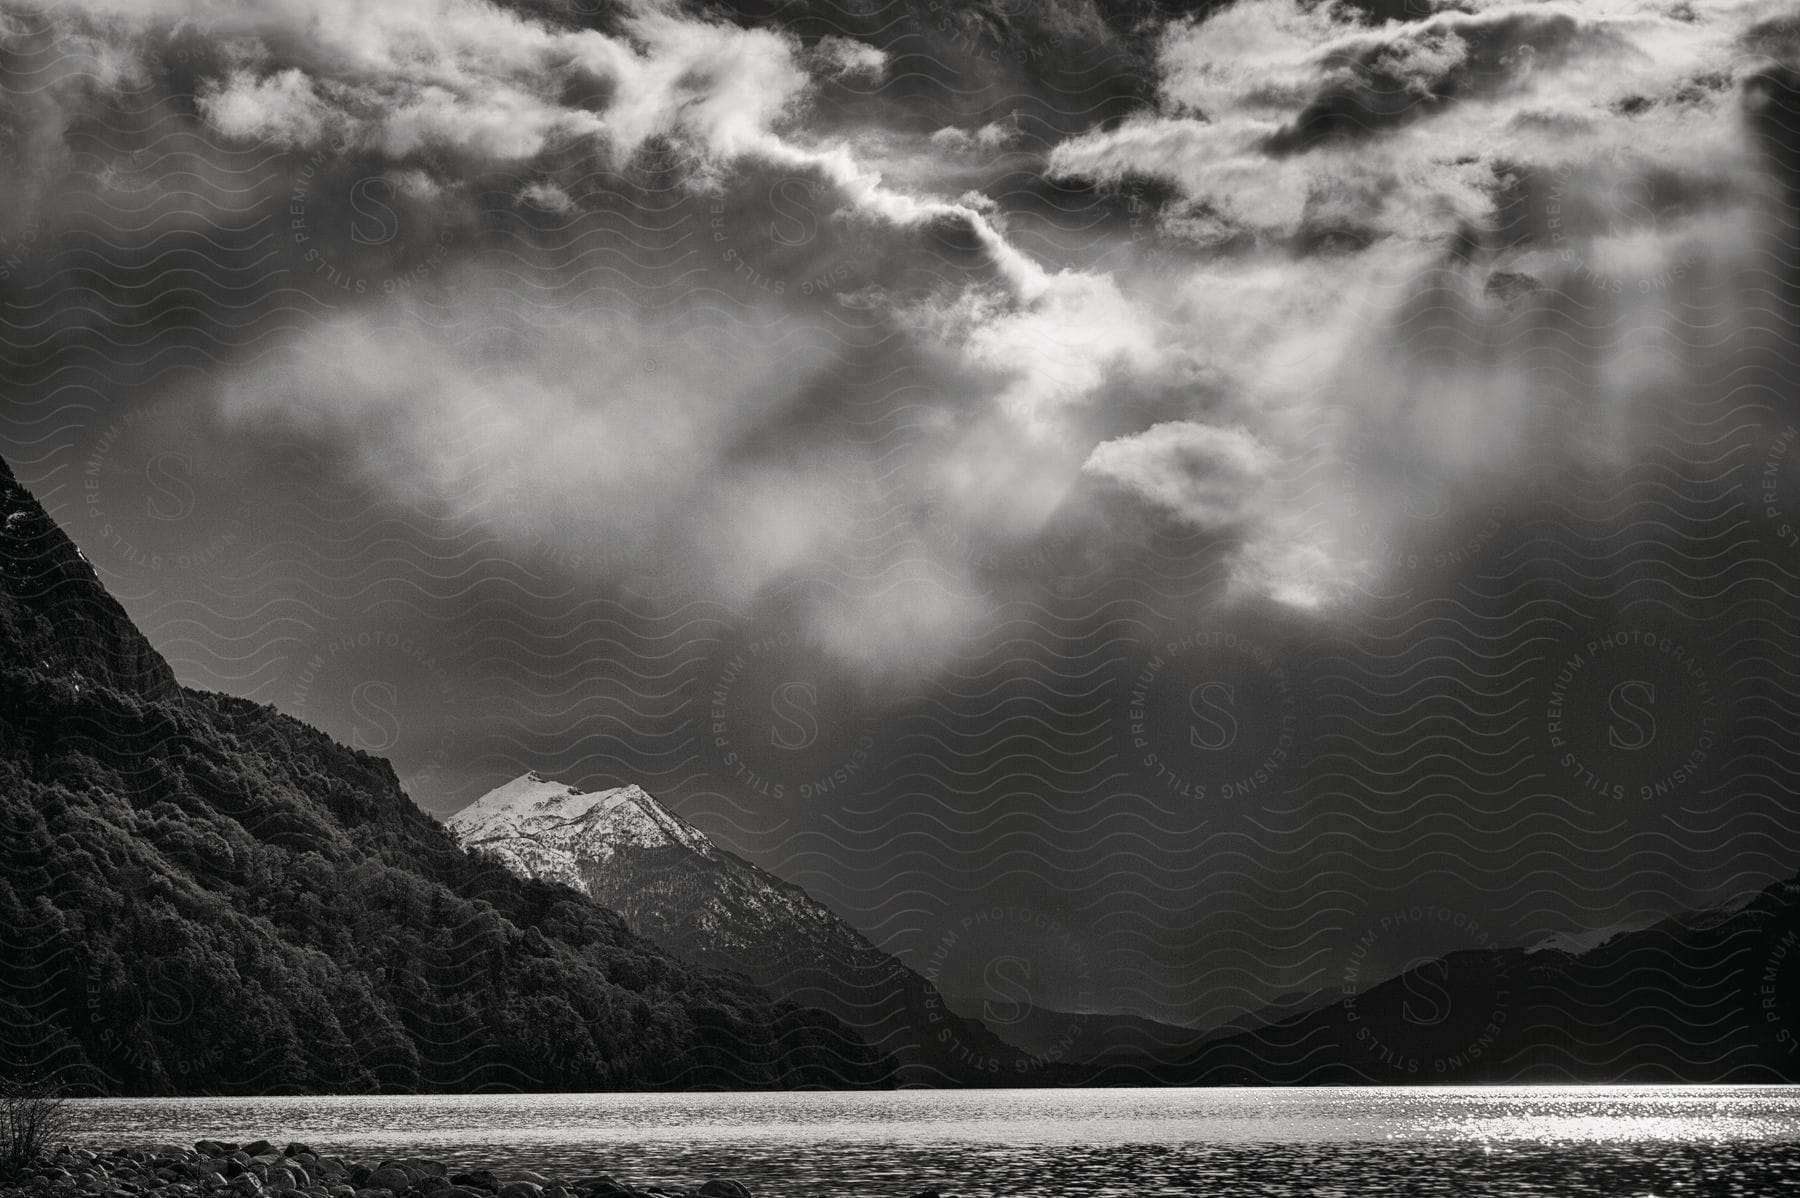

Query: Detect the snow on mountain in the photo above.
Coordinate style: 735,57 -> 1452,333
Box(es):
449,771 -> 715,890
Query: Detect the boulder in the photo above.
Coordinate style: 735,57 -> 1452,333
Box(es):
241,1145 -> 275,1160
410,1177 -> 446,1195
282,1147 -> 315,1161
364,1170 -> 413,1194
447,1173 -> 496,1192
430,1188 -> 490,1198
393,1162 -> 444,1180
494,1184 -> 541,1198
501,1175 -> 549,1189
196,1148 -> 232,1164
695,1183 -> 750,1198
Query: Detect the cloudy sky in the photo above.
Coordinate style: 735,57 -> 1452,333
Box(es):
5,0 -> 1800,1025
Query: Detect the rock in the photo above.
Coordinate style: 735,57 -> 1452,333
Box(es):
241,1144 -> 275,1160
431,1188 -> 490,1198
502,1174 -> 549,1189
447,1173 -> 496,1193
494,1183 -> 541,1198
363,1169 -> 413,1194
283,1147 -> 316,1160
352,1189 -> 395,1198
695,1183 -> 750,1198
409,1177 -> 446,1195
394,1161 -> 444,1180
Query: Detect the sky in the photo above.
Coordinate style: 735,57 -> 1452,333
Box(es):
4,0 -> 1800,1027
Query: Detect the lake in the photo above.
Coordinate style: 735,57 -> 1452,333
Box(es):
61,1086 -> 1800,1197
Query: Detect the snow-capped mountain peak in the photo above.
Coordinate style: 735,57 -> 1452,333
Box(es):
448,773 -> 715,890
446,769 -> 1039,1083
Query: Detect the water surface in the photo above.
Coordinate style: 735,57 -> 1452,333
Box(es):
63,1086 -> 1800,1197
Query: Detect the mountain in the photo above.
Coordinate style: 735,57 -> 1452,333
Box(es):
1176,878 -> 1800,1084
449,772 -> 1071,1084
973,1004 -> 1209,1074
0,454 -> 895,1094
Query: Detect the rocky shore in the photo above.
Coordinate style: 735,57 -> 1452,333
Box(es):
0,1142 -> 944,1198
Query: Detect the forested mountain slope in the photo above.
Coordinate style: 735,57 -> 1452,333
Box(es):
0,455 -> 896,1094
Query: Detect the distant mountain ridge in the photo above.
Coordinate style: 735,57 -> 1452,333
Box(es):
450,772 -> 1070,1084
1168,878 -> 1800,1085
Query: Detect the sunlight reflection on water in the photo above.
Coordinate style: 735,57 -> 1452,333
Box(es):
63,1086 -> 1800,1198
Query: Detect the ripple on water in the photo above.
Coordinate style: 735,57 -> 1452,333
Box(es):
60,1086 -> 1800,1198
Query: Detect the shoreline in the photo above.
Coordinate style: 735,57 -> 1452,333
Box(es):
0,1142 -> 944,1198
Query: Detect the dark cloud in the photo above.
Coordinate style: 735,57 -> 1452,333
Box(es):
1264,11 -> 1614,154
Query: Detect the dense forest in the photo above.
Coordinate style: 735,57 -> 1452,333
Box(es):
0,455 -> 897,1094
